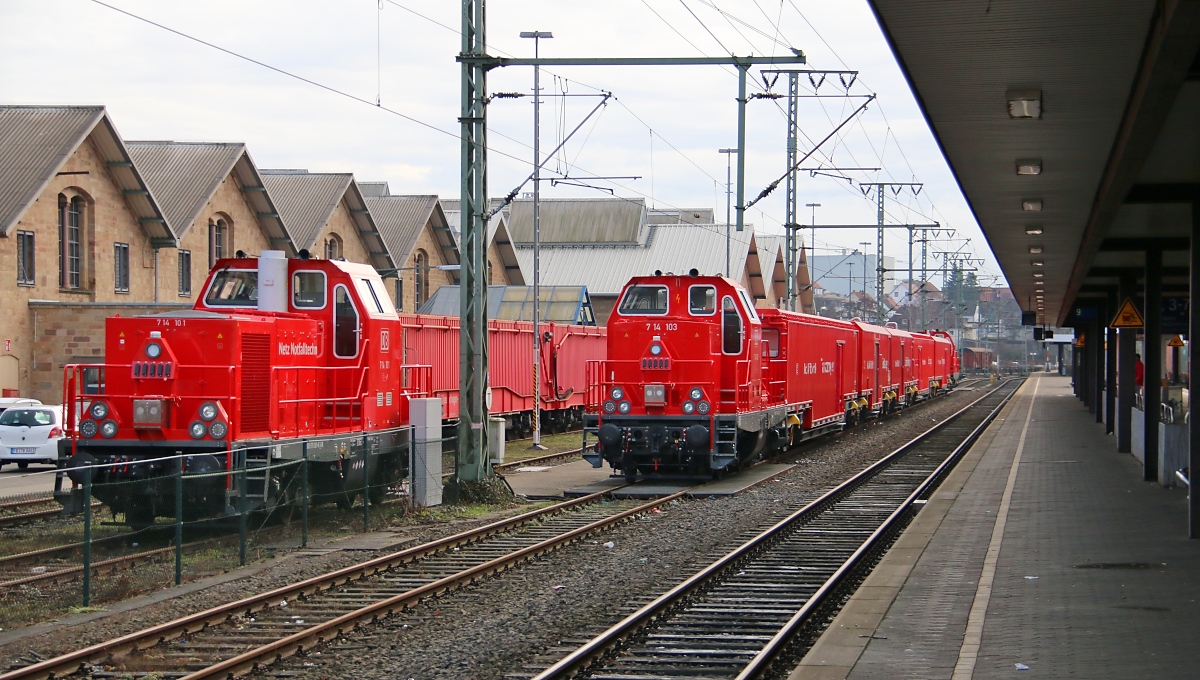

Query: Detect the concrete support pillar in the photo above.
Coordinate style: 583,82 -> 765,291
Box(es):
1144,248 -> 1162,483
1086,320 -> 1097,413
1095,312 -> 1106,425
1190,200 -> 1200,537
1106,293 -> 1117,434
1118,273 -> 1137,453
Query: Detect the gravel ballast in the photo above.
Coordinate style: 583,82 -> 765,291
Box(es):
253,387 -> 997,680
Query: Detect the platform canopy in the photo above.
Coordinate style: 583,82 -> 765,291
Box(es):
867,0 -> 1200,326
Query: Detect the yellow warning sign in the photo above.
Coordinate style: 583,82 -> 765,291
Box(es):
1109,297 -> 1144,329
217,333 -> 223,339
1074,333 -> 1086,348
1168,334 -> 1185,348
118,332 -> 125,337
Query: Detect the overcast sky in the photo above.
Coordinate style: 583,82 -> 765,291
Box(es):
0,0 -> 1004,287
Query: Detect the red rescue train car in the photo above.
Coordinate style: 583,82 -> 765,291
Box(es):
583,271 -> 958,479
56,252 -> 604,522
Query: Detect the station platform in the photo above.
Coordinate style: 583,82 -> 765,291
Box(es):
793,374 -> 1199,679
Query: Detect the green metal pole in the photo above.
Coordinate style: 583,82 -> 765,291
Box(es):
175,455 -> 183,585
82,466 -> 92,607
301,443 -> 308,549
238,466 -> 247,566
736,64 -> 747,233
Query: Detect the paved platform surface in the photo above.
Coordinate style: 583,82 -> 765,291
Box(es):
504,458 -> 620,498
791,374 -> 1200,679
565,463 -> 796,499
0,466 -> 57,498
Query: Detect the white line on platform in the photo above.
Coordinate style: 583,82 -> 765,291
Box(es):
953,375 -> 1040,679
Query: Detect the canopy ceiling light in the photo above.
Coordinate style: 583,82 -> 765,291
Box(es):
1016,159 -> 1043,175
1025,226 -> 1044,235
1022,199 -> 1043,212
1033,272 -> 1045,278
1029,245 -> 1044,254
1007,88 -> 1043,119
1031,260 -> 1045,266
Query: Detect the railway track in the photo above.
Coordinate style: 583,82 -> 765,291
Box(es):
523,378 -> 1022,680
0,485 -> 698,680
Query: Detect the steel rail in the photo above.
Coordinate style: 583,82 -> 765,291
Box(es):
531,379 -> 1020,679
0,502 -> 100,528
180,489 -> 689,680
494,446 -> 586,473
0,484 -> 661,680
0,495 -> 53,511
736,379 -> 1020,678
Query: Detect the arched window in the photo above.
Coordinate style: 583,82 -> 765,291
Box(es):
58,194 -> 84,289
324,233 -> 343,260
414,250 -> 429,306
209,218 -> 228,268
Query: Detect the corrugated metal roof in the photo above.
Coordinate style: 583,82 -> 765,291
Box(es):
0,106 -> 105,235
260,171 -> 353,251
358,181 -> 390,198
514,223 -> 754,295
508,197 -> 647,244
646,208 -> 716,224
0,105 -> 170,242
126,141 -> 245,239
366,194 -> 436,263
418,284 -> 592,324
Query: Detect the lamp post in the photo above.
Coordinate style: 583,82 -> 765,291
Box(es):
520,30 -> 553,449
719,148 -> 737,277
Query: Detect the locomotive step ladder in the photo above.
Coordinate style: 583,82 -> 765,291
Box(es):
232,448 -> 272,508
714,419 -> 738,456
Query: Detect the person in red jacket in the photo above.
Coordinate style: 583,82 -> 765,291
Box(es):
1134,353 -> 1144,390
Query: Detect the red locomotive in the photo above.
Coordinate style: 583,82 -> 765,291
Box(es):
56,251 -> 604,522
583,271 -> 959,479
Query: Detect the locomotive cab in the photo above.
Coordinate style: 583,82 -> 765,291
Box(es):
56,252 -> 427,523
584,272 -> 776,478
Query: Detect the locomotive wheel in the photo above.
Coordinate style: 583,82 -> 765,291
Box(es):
336,492 -> 356,511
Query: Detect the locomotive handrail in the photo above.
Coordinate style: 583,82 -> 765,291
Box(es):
268,342 -> 372,439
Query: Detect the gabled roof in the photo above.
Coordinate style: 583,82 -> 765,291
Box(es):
508,197 -> 647,244
439,199 -> 524,285
125,141 -> 295,254
0,105 -> 170,243
365,194 -> 459,282
646,207 -> 715,224
513,223 -> 754,296
260,170 -> 393,270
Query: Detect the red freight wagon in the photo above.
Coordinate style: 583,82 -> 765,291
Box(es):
585,271 -> 957,480
398,314 -> 604,436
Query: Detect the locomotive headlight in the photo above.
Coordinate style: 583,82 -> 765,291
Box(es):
603,401 -> 617,414
610,387 -> 624,401
79,420 -> 98,438
90,401 -> 109,420
650,344 -> 662,356
697,401 -> 711,415
682,401 -> 696,414
189,421 -> 207,439
618,401 -> 632,414
99,420 -> 119,439
145,342 -> 162,359
208,420 -> 228,439
689,387 -> 703,401
199,402 -> 218,421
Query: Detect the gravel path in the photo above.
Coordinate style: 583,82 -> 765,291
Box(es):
254,387 -> 993,680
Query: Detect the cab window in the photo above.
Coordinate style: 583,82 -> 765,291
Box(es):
722,296 -> 743,354
689,285 -> 716,315
292,271 -> 326,308
354,276 -> 396,317
333,285 -> 359,358
618,285 -> 668,315
762,328 -> 780,358
737,289 -> 760,321
204,269 -> 257,306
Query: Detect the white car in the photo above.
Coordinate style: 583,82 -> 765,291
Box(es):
0,405 -> 65,470
0,397 -> 41,416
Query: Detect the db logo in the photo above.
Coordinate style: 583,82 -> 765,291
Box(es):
380,329 -> 390,352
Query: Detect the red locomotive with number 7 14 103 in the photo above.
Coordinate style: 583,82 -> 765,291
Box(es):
583,270 -> 958,479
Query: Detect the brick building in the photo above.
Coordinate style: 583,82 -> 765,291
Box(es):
0,106 -> 178,402
126,141 -> 296,301
365,192 -> 460,312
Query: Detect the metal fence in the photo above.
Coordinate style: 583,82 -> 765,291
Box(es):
0,429 -> 455,618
